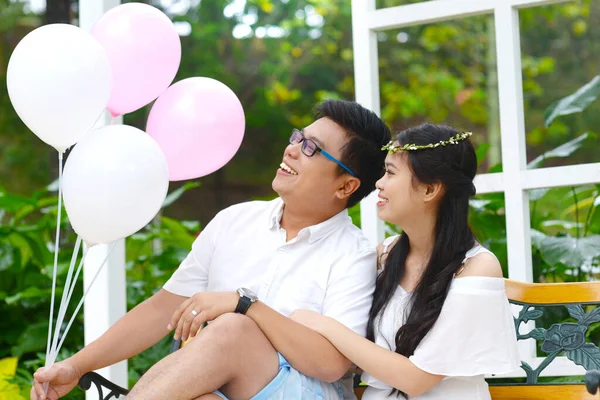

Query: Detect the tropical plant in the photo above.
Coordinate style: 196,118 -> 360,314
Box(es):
0,182 -> 201,397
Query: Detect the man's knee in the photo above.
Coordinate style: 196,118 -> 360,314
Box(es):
203,313 -> 258,344
211,312 -> 256,331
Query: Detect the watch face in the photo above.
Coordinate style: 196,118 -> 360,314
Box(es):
238,287 -> 258,302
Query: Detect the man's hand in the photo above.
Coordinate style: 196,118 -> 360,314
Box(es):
168,291 -> 238,341
30,359 -> 82,400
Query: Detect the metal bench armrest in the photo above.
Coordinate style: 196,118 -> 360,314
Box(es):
78,338 -> 182,398
78,371 -> 129,399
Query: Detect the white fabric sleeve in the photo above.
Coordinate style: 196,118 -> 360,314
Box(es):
162,209 -> 229,297
408,277 -> 520,376
382,235 -> 399,253
323,249 -> 377,337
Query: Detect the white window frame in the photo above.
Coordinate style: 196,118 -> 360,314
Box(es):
353,0 -> 600,377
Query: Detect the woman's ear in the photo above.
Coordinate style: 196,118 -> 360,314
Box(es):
423,182 -> 444,203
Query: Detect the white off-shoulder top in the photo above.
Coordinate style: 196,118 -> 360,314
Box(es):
360,236 -> 520,400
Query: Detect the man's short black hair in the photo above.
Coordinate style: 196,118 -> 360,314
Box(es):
313,100 -> 391,208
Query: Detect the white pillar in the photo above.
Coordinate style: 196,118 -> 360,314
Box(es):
83,238 -> 128,393
78,0 -> 127,395
494,5 -> 533,283
494,4 -> 536,365
353,0 -> 385,246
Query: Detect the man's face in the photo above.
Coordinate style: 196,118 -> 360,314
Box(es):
272,117 -> 352,207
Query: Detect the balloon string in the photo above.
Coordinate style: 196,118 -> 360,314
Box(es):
45,152 -> 63,368
49,236 -> 82,364
44,151 -> 63,391
62,241 -> 88,326
52,241 -> 118,362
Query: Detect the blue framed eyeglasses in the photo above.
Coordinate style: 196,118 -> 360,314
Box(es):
289,129 -> 356,177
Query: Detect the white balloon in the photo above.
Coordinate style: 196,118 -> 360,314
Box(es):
62,125 -> 169,246
7,24 -> 111,152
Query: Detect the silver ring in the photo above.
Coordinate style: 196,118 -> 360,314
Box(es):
191,309 -> 198,317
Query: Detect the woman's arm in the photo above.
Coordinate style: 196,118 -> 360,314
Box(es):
292,251 -> 506,396
290,310 -> 444,398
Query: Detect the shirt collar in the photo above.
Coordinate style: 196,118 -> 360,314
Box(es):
268,198 -> 285,230
267,198 -> 350,244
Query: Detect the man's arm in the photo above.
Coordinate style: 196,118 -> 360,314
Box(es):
246,301 -> 351,382
167,249 -> 376,384
74,208 -> 229,371
33,207 -> 228,399
246,248 -> 376,383
167,290 -> 351,382
32,289 -> 187,400
71,289 -> 187,373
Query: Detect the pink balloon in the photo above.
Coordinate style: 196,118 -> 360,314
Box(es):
91,3 -> 181,116
146,77 -> 246,181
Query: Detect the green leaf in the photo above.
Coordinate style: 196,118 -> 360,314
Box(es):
181,221 -> 201,232
581,307 -> 600,326
160,217 -> 197,242
531,230 -> 600,269
469,199 -> 492,212
529,188 -> 550,201
8,231 -> 50,267
524,309 -> 544,322
567,304 -> 586,321
475,143 -> 490,167
544,75 -> 600,127
541,220 -> 583,231
530,229 -> 546,249
5,287 -> 49,305
0,192 -> 37,213
527,133 -> 591,169
162,182 -> 201,208
10,321 -> 48,358
488,163 -> 502,173
562,194 -> 598,219
567,343 -> 600,370
0,242 -> 17,271
529,328 -> 547,341
0,357 -> 18,376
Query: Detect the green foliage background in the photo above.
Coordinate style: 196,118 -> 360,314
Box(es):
1,0 -> 600,397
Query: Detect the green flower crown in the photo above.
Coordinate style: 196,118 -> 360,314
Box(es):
382,131 -> 473,153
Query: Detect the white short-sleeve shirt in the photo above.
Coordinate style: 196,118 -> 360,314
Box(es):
163,198 -> 377,338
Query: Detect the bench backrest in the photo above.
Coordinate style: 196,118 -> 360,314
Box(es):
489,384 -> 596,399
356,383 -> 597,399
503,280 -> 600,384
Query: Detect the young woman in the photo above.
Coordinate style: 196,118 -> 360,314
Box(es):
292,123 -> 519,399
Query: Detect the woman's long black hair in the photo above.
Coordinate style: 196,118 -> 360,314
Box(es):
366,123 -> 478,398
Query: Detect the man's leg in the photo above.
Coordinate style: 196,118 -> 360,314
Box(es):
128,313 -> 280,400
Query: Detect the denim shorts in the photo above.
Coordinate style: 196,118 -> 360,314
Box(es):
214,353 -> 344,400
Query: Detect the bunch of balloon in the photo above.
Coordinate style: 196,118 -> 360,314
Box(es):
7,2 -> 246,384
5,3 -> 178,383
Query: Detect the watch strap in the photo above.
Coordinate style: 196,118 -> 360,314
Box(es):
235,295 -> 253,315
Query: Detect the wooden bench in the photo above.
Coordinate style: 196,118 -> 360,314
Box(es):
484,280 -> 600,400
79,279 -> 600,399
